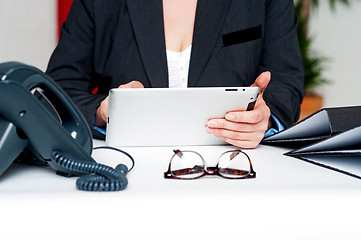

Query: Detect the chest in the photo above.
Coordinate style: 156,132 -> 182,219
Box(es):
162,0 -> 198,52
95,0 -> 265,88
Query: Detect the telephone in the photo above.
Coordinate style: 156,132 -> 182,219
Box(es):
0,62 -> 133,191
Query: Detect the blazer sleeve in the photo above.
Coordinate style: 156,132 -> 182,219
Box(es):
46,0 -> 106,139
260,0 -> 304,128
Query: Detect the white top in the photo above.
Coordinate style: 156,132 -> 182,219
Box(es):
166,45 -> 192,88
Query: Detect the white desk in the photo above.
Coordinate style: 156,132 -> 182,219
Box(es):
0,140 -> 360,240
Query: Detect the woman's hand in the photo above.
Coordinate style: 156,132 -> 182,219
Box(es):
94,81 -> 144,127
205,72 -> 272,149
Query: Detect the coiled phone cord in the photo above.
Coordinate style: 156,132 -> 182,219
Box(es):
50,147 -> 135,192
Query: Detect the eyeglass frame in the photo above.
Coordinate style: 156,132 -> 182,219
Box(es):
164,149 -> 256,180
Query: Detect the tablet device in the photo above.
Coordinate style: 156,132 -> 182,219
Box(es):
106,87 -> 259,147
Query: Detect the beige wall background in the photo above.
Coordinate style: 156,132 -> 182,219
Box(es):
0,0 -> 360,108
310,0 -> 361,107
0,0 -> 56,71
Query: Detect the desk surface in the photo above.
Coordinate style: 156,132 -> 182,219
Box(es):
1,140 -> 360,240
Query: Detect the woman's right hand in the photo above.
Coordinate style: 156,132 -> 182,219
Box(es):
94,81 -> 144,127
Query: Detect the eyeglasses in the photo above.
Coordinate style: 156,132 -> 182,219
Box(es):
164,149 -> 256,180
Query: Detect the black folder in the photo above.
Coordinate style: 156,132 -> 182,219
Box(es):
262,106 -> 361,148
284,126 -> 361,179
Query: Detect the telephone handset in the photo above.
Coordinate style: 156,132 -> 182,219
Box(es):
0,62 -> 133,191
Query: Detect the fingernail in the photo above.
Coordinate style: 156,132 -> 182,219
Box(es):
206,127 -> 214,133
226,114 -> 235,121
208,120 -> 217,128
266,71 -> 271,79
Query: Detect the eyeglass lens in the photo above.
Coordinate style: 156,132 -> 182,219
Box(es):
217,150 -> 251,178
169,150 -> 252,179
170,151 -> 205,179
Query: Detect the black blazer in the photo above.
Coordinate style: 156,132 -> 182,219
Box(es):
47,0 -> 304,139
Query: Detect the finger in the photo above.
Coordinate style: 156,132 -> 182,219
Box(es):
207,118 -> 261,132
206,127 -> 264,142
118,80 -> 144,88
225,108 -> 265,124
216,135 -> 260,149
250,71 -> 271,95
225,98 -> 271,124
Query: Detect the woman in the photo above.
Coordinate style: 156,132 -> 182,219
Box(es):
47,0 -> 304,148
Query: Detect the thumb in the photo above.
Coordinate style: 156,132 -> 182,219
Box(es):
118,80 -> 144,89
251,71 -> 271,95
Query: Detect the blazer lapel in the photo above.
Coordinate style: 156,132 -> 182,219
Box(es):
188,0 -> 231,87
126,0 -> 168,88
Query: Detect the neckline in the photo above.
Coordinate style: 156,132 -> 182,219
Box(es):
166,45 -> 192,54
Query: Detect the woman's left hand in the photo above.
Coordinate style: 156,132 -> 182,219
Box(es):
205,72 -> 272,149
